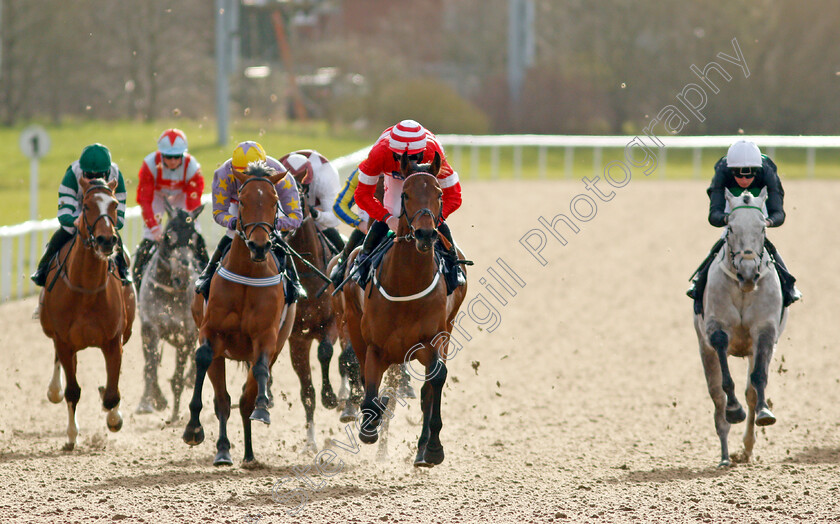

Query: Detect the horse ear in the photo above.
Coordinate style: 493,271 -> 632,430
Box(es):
269,171 -> 286,186
400,151 -> 412,177
431,151 -> 442,177
191,203 -> 205,219
163,198 -> 175,217
758,186 -> 768,201
724,187 -> 736,204
107,178 -> 118,193
79,176 -> 90,194
231,169 -> 249,186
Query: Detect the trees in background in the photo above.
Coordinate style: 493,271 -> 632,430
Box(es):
1,0 -> 838,134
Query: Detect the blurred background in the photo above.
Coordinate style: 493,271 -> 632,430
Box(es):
3,0 -> 839,135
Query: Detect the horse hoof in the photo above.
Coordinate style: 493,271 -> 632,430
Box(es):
725,405 -> 746,424
152,394 -> 168,412
107,414 -> 123,433
339,405 -> 357,423
62,442 -> 75,452
359,430 -> 378,445
718,458 -> 731,468
214,450 -> 233,466
423,445 -> 445,466
182,425 -> 204,446
322,388 -> 338,410
47,389 -> 64,404
250,408 -> 271,425
135,399 -> 155,414
397,383 -> 416,400
756,408 -> 776,426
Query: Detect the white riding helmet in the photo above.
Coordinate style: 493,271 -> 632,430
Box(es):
157,128 -> 188,156
726,140 -> 762,168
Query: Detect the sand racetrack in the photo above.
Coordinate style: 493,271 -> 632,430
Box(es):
1,179 -> 838,524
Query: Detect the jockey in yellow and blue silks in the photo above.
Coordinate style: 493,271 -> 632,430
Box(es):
194,141 -> 305,303
31,143 -> 132,286
328,169 -> 372,287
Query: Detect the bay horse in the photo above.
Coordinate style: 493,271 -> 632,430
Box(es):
39,177 -> 135,450
136,202 -> 205,422
184,162 -> 296,466
285,176 -> 341,452
341,152 -> 468,467
694,188 -> 788,467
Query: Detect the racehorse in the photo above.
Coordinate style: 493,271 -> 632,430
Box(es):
285,176 -> 341,452
39,177 -> 135,450
694,188 -> 788,467
183,162 -> 297,466
136,202 -> 205,422
341,152 -> 468,467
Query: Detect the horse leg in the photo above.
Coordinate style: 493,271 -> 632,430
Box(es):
699,341 -> 731,467
376,367 -> 403,462
338,342 -> 361,423
56,345 -> 80,451
417,355 -> 447,467
47,356 -> 64,403
358,345 -> 388,444
751,328 -> 777,426
207,359 -> 233,466
240,371 -> 258,463
289,337 -> 318,453
318,336 -> 338,409
249,351 -> 272,424
137,324 -> 167,414
709,328 -> 745,424
741,378 -> 758,464
168,336 -> 193,424
100,338 -> 123,433
183,339 -> 213,446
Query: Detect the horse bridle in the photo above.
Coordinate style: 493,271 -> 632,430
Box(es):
725,204 -> 767,271
235,176 -> 279,245
398,184 -> 442,241
80,184 -> 118,248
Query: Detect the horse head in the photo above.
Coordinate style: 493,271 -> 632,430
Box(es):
398,151 -> 443,253
724,187 -> 768,292
159,203 -> 205,288
77,177 -> 120,259
232,161 -> 284,262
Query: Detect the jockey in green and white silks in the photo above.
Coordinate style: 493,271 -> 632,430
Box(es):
687,140 -> 801,313
31,143 -> 132,286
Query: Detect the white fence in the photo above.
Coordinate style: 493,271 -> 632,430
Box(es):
2,134 -> 838,302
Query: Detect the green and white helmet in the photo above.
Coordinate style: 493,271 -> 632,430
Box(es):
79,143 -> 112,173
726,140 -> 762,168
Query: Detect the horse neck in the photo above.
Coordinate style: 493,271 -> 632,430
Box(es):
65,234 -> 109,289
290,217 -> 323,267
226,235 -> 279,276
380,235 -> 438,296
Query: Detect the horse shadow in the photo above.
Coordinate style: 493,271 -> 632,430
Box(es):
783,446 -> 840,465
604,466 -> 729,484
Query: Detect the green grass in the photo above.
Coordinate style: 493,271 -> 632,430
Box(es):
0,119 -> 371,226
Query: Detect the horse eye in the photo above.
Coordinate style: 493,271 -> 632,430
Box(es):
185,216 -> 193,223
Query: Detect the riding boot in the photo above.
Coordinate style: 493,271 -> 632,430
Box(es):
330,228 -> 364,288
437,221 -> 466,293
115,236 -> 133,285
278,246 -> 306,304
132,238 -> 157,292
764,238 -> 802,307
321,227 -> 346,254
352,220 -> 389,287
31,228 -> 74,287
196,235 -> 232,298
687,238 -> 725,315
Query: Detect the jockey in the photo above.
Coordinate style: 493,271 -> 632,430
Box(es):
687,139 -> 802,313
328,169 -> 371,288
133,128 -> 207,291
350,119 -> 465,291
194,141 -> 305,303
277,149 -> 346,254
31,143 -> 131,286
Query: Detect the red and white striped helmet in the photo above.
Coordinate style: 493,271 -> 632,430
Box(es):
388,120 -> 427,155
157,128 -> 188,156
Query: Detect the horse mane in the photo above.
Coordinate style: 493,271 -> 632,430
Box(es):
243,160 -> 276,178
741,192 -> 752,205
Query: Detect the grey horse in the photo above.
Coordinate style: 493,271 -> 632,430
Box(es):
693,187 -> 789,467
136,203 -> 206,422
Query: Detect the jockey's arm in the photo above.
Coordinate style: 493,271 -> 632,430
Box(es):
706,161 -> 729,227
211,166 -> 238,230
333,170 -> 363,228
275,172 -> 303,232
437,160 -> 462,220
761,157 -> 785,227
114,169 -> 127,229
354,170 -> 390,222
310,162 -> 341,229
57,167 -> 80,230
185,164 -> 205,212
136,160 -> 159,230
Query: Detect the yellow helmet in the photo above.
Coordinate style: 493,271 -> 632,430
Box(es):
232,141 -> 267,171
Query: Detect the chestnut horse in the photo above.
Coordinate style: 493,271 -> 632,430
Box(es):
184,163 -> 296,466
341,153 -> 468,467
39,177 -> 135,450
285,176 -> 340,452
